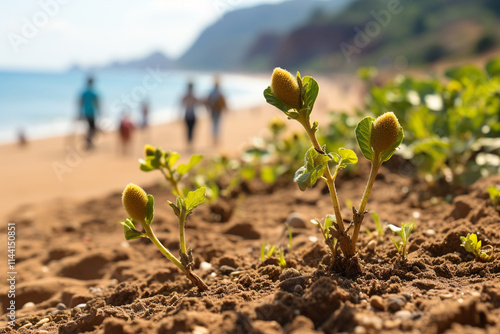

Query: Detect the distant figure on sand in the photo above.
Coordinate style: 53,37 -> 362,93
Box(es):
79,76 -> 100,150
181,82 -> 200,149
141,100 -> 149,130
118,113 -> 135,155
206,77 -> 227,146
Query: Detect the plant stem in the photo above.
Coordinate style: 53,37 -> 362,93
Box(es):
351,155 -> 381,246
144,223 -> 208,291
160,168 -> 184,199
301,116 -> 345,233
144,223 -> 186,274
179,210 -> 187,255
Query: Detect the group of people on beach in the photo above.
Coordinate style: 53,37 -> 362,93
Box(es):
181,77 -> 227,149
77,76 -> 227,154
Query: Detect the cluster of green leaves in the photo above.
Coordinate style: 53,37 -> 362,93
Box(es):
140,145 -> 203,197
460,233 -> 494,263
362,57 -> 500,186
388,222 -> 415,261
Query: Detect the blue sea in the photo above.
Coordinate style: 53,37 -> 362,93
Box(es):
0,69 -> 268,143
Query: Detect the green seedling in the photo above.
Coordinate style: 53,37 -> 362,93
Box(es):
370,212 -> 384,241
261,243 -> 276,262
140,144 -> 203,197
278,249 -> 287,271
121,146 -> 209,291
265,67 -> 403,258
488,186 -> 500,208
388,222 -> 415,261
285,222 -> 293,251
460,233 -> 494,262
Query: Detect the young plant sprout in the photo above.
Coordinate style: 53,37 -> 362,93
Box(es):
370,212 -> 384,242
388,222 -> 415,261
265,67 -> 403,259
488,186 -> 500,209
120,146 -> 209,291
460,233 -> 494,262
261,243 -> 276,262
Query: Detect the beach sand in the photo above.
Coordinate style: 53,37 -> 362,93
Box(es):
0,75 -> 361,222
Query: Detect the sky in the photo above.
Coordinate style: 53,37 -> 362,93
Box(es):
1,0 -> 287,71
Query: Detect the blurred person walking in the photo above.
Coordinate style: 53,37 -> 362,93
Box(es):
79,76 -> 100,150
206,77 -> 227,146
181,81 -> 200,150
118,112 -> 135,155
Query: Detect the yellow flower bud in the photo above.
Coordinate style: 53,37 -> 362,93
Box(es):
371,112 -> 401,153
144,144 -> 156,157
270,67 -> 301,110
122,183 -> 149,223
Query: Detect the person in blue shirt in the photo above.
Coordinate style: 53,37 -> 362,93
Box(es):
79,76 -> 100,150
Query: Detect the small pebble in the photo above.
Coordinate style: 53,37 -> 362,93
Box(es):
308,236 -> 318,243
294,284 -> 304,294
286,212 -> 307,228
353,325 -> 367,334
401,293 -> 412,301
56,303 -> 67,310
89,287 -> 102,294
360,315 -> 383,330
367,240 -> 377,252
21,323 -> 32,329
38,331 -> 49,334
439,293 -> 453,300
192,326 -> 209,334
22,302 -> 35,309
219,265 -> 236,275
384,319 -> 401,329
387,297 -> 406,312
370,295 -> 384,311
75,303 -> 86,309
200,261 -> 212,271
35,318 -> 50,327
279,268 -> 301,281
425,229 -> 435,237
395,310 -> 412,320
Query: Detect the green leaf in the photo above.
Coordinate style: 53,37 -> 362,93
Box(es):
388,224 -> 404,239
293,147 -> 332,190
371,212 -> 383,237
355,116 -> 375,161
380,125 -> 404,163
121,219 -> 145,240
402,222 -> 414,240
323,214 -> 336,238
139,159 -> 155,172
488,186 -> 500,206
164,151 -> 180,169
302,76 -> 319,111
486,58 -> 500,78
177,154 -> 203,176
145,194 -> 155,226
168,200 -> 180,217
240,165 -> 256,180
264,86 -> 293,114
260,166 -> 276,184
338,148 -> 358,168
185,187 -> 206,212
391,237 -> 401,252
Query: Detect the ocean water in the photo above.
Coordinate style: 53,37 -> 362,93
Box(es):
0,69 -> 268,143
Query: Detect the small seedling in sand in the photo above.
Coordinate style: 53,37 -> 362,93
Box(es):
460,233 -> 494,262
261,243 -> 276,262
488,186 -> 500,209
369,212 -> 384,241
388,222 -> 415,261
120,146 -> 209,291
278,249 -> 287,271
265,67 -> 403,259
140,145 -> 202,197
